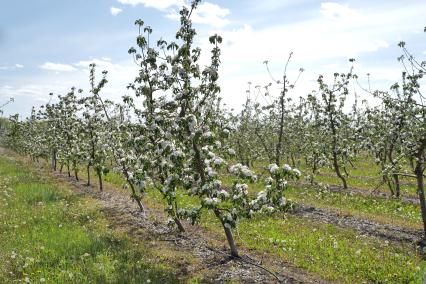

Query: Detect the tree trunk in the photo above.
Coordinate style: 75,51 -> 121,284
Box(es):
415,137 -> 426,244
215,210 -> 238,257
393,173 -> 401,198
174,218 -> 185,233
327,91 -> 347,189
87,165 -> 91,186
311,159 -> 317,185
128,179 -> 144,212
51,150 -> 57,171
120,162 -> 145,212
387,149 -> 400,198
415,163 -> 426,242
73,160 -> 79,181
381,160 -> 395,196
333,152 -> 347,189
386,178 -> 395,197
97,169 -> 103,191
67,162 -> 71,177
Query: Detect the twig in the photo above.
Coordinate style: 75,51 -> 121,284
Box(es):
371,180 -> 386,194
158,238 -> 179,242
205,245 -> 282,283
236,255 -> 283,283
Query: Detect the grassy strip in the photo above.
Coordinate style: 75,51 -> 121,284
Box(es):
292,155 -> 419,197
285,186 -> 422,229
38,167 -> 426,282
141,183 -> 426,283
236,215 -> 424,283
0,157 -> 182,283
154,190 -> 426,283
218,174 -> 424,229
314,174 -> 418,197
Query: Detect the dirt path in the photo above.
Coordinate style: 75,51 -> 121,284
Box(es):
316,172 -> 418,191
52,166 -> 423,276
295,181 -> 419,205
292,204 -> 422,244
46,170 -> 329,283
325,184 -> 419,205
290,182 -> 423,244
2,146 -> 331,283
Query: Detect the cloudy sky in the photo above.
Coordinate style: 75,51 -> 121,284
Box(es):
0,0 -> 425,117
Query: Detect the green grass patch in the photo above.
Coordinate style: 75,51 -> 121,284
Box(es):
314,174 -> 418,197
144,179 -> 426,283
0,157 -> 181,283
286,186 -> 422,229
74,166 -> 426,283
237,215 -> 425,283
219,170 -> 423,229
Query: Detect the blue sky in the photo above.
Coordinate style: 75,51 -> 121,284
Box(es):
0,0 -> 425,117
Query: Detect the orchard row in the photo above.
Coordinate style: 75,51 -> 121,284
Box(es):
1,0 -> 425,254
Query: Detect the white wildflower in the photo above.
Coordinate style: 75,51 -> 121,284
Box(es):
283,164 -> 292,171
293,168 -> 301,177
268,164 -> 279,174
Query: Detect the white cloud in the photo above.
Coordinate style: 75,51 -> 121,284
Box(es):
74,58 -> 123,73
117,0 -> 184,10
118,0 -> 230,27
166,2 -> 230,28
192,1 -> 426,110
110,6 -> 123,16
0,84 -> 64,113
320,2 -> 359,20
39,62 -> 77,72
1,58 -> 141,117
0,64 -> 24,70
202,0 -> 426,72
3,1 -> 425,117
245,0 -> 312,13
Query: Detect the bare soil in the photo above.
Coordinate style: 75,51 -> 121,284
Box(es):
297,180 -> 419,205
32,162 -> 329,283
326,184 -> 419,205
292,204 -> 422,244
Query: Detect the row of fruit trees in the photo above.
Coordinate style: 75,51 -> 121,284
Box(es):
1,1 -> 425,254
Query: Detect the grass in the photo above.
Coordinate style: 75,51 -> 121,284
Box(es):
144,185 -> 426,283
0,157 -> 183,283
5,156 -> 426,283
292,155 -> 419,197
104,170 -> 426,282
237,215 -> 425,283
285,185 -> 422,229
314,174 -> 418,197
215,172 -> 424,229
